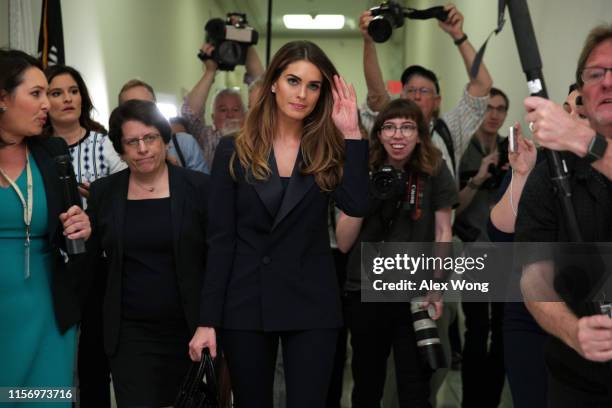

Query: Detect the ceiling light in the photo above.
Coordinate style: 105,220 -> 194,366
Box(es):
283,14 -> 345,30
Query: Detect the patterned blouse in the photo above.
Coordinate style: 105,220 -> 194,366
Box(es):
67,130 -> 126,184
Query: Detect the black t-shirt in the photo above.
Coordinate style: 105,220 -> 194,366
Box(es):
121,198 -> 185,323
515,153 -> 612,392
344,162 -> 458,292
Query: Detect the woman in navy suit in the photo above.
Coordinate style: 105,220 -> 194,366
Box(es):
190,41 -> 369,407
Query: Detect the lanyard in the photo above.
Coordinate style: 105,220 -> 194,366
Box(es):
0,148 -> 33,279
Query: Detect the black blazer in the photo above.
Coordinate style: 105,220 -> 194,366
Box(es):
87,164 -> 209,355
27,136 -> 85,333
200,136 -> 369,331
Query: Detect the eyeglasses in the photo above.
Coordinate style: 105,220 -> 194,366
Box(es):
380,123 -> 418,138
581,66 -> 612,85
122,133 -> 160,148
486,105 -> 508,114
404,87 -> 436,97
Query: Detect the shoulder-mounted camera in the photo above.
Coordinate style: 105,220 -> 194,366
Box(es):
199,13 -> 259,71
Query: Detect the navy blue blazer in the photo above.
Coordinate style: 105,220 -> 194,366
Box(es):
87,164 -> 209,355
200,136 -> 369,331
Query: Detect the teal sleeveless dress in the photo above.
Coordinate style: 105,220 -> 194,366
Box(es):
0,154 -> 76,407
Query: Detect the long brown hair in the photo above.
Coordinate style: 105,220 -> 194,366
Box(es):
369,99 -> 441,175
43,65 -> 106,136
233,41 -> 345,191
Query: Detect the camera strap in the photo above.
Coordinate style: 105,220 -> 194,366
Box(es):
403,171 -> 423,220
405,6 -> 446,21
470,0 -> 507,79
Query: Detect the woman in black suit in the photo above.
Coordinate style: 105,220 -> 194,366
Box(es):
87,100 -> 209,407
191,40 -> 369,407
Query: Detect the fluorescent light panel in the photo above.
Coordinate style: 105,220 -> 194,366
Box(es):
283,14 -> 345,30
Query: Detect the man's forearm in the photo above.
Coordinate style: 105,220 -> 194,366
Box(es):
245,46 -> 264,81
456,185 -> 477,215
185,70 -> 216,119
457,39 -> 492,97
363,40 -> 390,112
525,301 -> 579,351
522,260 -> 580,352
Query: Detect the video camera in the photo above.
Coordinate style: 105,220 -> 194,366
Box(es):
368,1 -> 449,43
199,13 -> 259,71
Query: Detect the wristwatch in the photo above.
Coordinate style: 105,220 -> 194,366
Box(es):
585,132 -> 608,163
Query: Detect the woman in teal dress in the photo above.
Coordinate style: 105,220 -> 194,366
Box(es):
0,49 -> 91,406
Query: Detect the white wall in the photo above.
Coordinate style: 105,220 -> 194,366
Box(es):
0,0 -> 8,47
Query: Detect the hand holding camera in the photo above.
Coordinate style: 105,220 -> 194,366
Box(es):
437,4 -> 465,42
472,151 -> 500,188
199,43 -> 218,72
365,1 -> 450,43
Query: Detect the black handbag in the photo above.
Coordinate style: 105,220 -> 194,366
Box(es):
175,349 -> 219,408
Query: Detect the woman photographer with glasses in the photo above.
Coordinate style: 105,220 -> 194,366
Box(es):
336,98 -> 458,407
86,99 -> 209,407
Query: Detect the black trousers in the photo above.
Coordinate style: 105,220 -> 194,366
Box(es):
461,301 -> 505,408
326,248 -> 349,408
222,328 -> 338,408
345,293 -> 433,408
109,320 -> 192,408
78,257 -> 111,408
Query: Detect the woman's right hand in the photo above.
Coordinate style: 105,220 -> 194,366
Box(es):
189,326 -> 217,361
508,123 -> 536,176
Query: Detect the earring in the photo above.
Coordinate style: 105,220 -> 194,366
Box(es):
271,86 -> 276,93
0,107 -> 6,113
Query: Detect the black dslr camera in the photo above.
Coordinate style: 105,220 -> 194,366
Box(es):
199,13 -> 259,71
368,1 -> 449,43
370,165 -> 405,200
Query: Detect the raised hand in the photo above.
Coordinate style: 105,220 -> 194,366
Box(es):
508,123 -> 537,176
438,3 -> 465,41
359,10 -> 374,42
200,42 -> 218,72
331,75 -> 361,140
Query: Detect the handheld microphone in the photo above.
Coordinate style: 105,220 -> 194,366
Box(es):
54,154 -> 86,255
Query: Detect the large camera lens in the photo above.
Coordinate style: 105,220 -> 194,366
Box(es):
370,165 -> 404,200
217,41 -> 243,67
368,15 -> 394,43
410,297 -> 447,370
